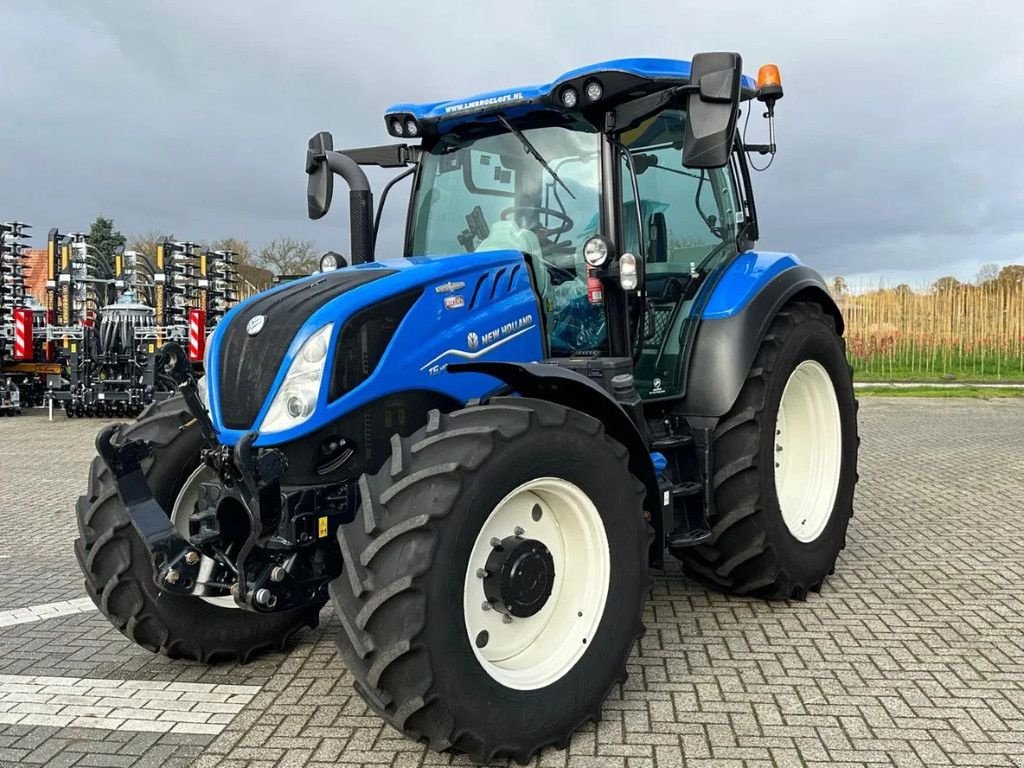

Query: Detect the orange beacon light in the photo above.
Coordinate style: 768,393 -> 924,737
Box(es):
756,64 -> 783,104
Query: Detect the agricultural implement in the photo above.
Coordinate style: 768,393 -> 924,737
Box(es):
0,226 -> 239,417
77,53 -> 858,763
0,221 -> 32,414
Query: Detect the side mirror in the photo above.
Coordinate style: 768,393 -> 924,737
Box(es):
306,131 -> 335,219
682,52 -> 742,169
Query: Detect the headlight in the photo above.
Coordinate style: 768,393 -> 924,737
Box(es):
196,374 -> 209,408
584,236 -> 612,268
259,324 -> 333,434
319,251 -> 339,272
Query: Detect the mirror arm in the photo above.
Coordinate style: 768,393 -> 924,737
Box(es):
342,144 -> 421,168
607,85 -> 694,133
373,167 -> 416,248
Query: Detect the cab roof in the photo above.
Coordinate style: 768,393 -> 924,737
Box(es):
384,57 -> 758,135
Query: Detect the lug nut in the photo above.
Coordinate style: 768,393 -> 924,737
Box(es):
490,537 -> 502,548
481,601 -> 492,611
514,526 -> 524,537
271,566 -> 287,583
502,615 -> 513,624
184,551 -> 200,565
476,568 -> 488,579
164,569 -> 180,585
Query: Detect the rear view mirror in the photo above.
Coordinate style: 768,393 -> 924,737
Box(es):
682,52 -> 742,169
306,131 -> 335,219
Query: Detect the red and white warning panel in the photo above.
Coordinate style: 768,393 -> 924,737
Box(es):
188,308 -> 206,363
13,307 -> 33,361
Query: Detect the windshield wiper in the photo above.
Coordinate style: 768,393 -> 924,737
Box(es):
495,114 -> 576,200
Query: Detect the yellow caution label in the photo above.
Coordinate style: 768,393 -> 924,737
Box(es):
148,344 -> 155,354
70,343 -> 77,353
318,516 -> 328,538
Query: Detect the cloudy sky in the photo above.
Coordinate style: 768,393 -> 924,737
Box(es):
2,1 -> 1023,285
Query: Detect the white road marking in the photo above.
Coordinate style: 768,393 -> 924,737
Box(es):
0,598 -> 96,628
0,675 -> 260,734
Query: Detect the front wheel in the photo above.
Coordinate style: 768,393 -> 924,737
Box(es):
331,398 -> 651,764
74,397 -> 322,661
673,301 -> 859,599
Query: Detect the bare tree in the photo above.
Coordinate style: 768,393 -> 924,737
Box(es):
257,237 -> 318,276
997,264 -> 1024,286
976,262 -> 1001,285
211,237 -> 256,267
127,230 -> 164,258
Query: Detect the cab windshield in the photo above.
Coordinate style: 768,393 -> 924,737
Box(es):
409,122 -> 606,356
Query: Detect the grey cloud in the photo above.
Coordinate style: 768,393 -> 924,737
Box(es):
1,0 -> 1022,282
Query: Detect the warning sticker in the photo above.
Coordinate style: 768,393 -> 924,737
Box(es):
318,516 -> 328,539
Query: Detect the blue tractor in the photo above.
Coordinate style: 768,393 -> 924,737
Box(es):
77,53 -> 858,763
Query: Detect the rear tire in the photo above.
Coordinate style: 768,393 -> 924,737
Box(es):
673,301 -> 858,599
331,398 -> 651,764
74,396 -> 321,661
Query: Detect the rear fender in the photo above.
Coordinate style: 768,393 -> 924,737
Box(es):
679,252 -> 842,418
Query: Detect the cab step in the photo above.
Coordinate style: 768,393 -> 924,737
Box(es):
672,481 -> 702,498
667,527 -> 711,548
651,434 -> 693,452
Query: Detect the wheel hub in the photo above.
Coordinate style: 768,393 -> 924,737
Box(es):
483,536 -> 554,618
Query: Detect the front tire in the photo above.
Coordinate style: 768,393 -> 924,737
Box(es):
331,398 -> 650,764
673,301 -> 859,599
74,397 -> 321,661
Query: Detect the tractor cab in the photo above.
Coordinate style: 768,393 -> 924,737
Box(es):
310,55 -> 775,402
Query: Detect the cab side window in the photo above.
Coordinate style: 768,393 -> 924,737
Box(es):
621,109 -> 738,274
620,108 -> 741,398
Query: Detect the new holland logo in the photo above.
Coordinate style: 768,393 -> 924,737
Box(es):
466,332 -> 479,350
246,315 -> 266,336
434,280 -> 466,294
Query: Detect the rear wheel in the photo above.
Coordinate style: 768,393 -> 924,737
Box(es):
673,301 -> 858,598
74,397 -> 321,661
331,398 -> 650,764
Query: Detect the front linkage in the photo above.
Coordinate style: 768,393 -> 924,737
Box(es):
94,343 -> 348,613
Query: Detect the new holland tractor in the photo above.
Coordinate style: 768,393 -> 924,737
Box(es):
76,53 -> 858,763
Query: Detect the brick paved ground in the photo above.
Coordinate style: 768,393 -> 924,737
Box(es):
0,398 -> 1022,767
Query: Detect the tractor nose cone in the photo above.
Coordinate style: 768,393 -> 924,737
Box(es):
483,536 -> 555,618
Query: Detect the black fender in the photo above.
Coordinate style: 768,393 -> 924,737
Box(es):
448,360 -> 662,527
678,264 -> 843,418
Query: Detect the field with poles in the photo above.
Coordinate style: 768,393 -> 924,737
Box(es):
839,270 -> 1024,382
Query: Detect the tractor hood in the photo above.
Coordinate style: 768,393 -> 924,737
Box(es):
205,250 -> 544,447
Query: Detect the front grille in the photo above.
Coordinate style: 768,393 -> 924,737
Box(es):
218,269 -> 394,429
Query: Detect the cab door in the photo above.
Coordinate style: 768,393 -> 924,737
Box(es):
618,108 -> 742,399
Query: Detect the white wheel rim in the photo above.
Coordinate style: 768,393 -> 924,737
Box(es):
774,360 -> 843,543
170,465 -> 239,609
463,477 -> 610,691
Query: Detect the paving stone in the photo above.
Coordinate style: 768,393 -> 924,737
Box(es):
2,400 -> 1024,766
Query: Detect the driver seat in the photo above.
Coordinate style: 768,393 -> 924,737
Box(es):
476,220 -> 550,297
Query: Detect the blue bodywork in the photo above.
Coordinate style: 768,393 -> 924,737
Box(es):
206,250 -> 543,447
702,252 -> 801,320
386,58 -> 758,130
206,249 -> 802,448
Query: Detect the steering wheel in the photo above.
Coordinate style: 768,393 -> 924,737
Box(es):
500,206 -> 573,238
